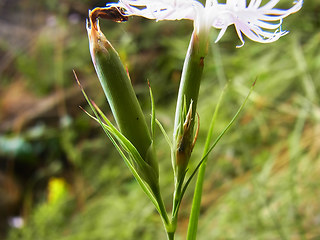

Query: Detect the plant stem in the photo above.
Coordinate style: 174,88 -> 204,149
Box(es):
187,83 -> 254,239
150,183 -> 173,239
167,231 -> 175,240
186,87 -> 224,240
170,28 -> 209,240
155,190 -> 170,227
172,30 -> 209,190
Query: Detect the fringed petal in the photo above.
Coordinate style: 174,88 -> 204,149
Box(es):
107,0 -> 303,46
107,0 -> 202,21
211,0 -> 303,46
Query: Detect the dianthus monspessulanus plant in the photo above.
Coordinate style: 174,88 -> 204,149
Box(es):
80,0 -> 302,239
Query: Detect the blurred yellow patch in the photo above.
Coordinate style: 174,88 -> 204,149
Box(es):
47,177 -> 68,204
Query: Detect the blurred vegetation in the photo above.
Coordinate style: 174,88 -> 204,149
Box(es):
0,0 -> 319,239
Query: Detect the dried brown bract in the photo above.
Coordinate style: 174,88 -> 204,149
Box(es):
89,7 -> 128,30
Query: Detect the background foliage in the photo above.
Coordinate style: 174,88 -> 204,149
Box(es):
0,0 -> 319,239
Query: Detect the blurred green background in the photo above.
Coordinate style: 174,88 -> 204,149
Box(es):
0,0 -> 319,239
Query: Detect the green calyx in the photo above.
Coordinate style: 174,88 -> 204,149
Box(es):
173,31 -> 208,182
87,12 -> 152,162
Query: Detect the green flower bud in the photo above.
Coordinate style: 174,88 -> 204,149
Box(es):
87,8 -> 152,161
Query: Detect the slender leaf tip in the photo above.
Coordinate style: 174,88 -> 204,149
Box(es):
73,70 -> 83,90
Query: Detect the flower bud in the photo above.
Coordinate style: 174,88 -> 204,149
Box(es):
173,32 -> 207,183
87,8 -> 152,161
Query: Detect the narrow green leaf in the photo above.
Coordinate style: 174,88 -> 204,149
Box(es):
74,71 -> 161,212
99,120 -> 160,212
89,101 -> 160,193
186,84 -> 227,240
90,104 -> 166,227
172,171 -> 187,217
180,82 -> 255,229
149,81 -> 156,139
155,119 -> 173,149
93,102 -> 149,170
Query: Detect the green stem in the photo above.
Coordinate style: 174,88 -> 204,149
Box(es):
167,231 -> 175,240
187,83 -> 254,239
172,30 -> 209,188
149,183 -> 173,239
154,187 -> 170,227
186,88 -> 225,240
186,162 -> 206,240
170,29 -> 209,240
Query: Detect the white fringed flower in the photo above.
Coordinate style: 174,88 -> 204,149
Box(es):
107,0 -> 303,47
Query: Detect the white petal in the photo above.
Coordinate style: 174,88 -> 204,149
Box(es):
254,19 -> 282,29
248,0 -> 263,9
108,0 -> 203,21
108,0 -> 303,47
205,0 -> 218,8
215,26 -> 228,43
211,0 -> 303,46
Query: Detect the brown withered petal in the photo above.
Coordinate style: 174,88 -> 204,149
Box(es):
89,7 -> 128,29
